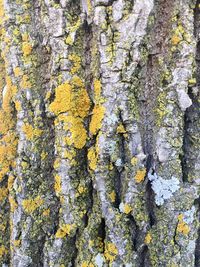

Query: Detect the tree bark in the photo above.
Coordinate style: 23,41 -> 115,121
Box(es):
0,0 -> 200,266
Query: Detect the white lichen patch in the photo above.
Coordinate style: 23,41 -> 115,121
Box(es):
148,171 -> 180,205
95,253 -> 104,267
183,206 -> 195,224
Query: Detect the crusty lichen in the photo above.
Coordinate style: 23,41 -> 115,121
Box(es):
104,242 -> 118,263
22,123 -> 42,140
134,168 -> 146,183
49,78 -> 90,149
145,232 -> 152,244
89,79 -> 105,135
22,196 -> 44,213
177,214 -> 190,235
55,224 -> 74,238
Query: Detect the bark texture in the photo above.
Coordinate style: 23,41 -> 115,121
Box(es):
0,0 -> 200,266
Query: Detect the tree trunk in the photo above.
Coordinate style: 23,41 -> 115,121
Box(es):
0,0 -> 200,266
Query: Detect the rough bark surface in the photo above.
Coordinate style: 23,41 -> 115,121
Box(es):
0,0 -> 200,266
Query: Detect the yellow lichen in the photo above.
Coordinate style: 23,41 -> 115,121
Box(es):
22,123 -> 42,140
88,146 -> 98,171
109,191 -> 116,203
13,67 -> 22,77
53,158 -> 60,169
89,105 -> 105,135
68,54 -> 81,74
0,186 -> 8,202
94,79 -> 101,102
131,157 -> 138,166
13,239 -> 21,247
65,18 -> 81,45
0,245 -> 8,258
43,209 -> 50,217
22,42 -> 32,56
9,196 -> 18,213
54,174 -> 61,195
22,196 -> 43,213
65,35 -> 73,45
49,79 -> 90,149
20,74 -> 32,89
55,224 -> 74,238
14,100 -> 21,111
116,123 -> 126,134
62,116 -> 88,149
104,242 -> 118,262
177,214 -> 190,235
8,175 -> 15,190
134,168 -> 146,183
171,34 -> 182,46
77,185 -> 86,194
49,82 -> 72,115
81,262 -> 94,267
123,203 -> 132,214
145,233 -> 152,244
188,78 -> 196,85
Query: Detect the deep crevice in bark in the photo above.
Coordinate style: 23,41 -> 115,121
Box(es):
139,245 -> 151,267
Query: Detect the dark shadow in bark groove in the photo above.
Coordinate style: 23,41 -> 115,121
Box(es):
192,2 -> 200,265
98,218 -> 106,253
195,197 -> 200,267
139,245 -> 151,267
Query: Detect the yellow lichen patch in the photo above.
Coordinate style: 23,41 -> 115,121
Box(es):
53,158 -> 60,169
41,151 -> 47,160
134,169 -> 146,183
109,191 -> 116,203
54,174 -> 61,195
88,146 -> 98,171
155,91 -> 168,126
65,35 -> 73,45
94,79 -> 102,102
71,75 -> 84,87
49,80 -> 90,119
13,239 -> 21,247
0,132 -> 18,181
77,185 -> 86,194
14,100 -> 22,112
131,157 -> 138,166
65,18 -> 81,45
124,203 -> 132,214
22,196 -> 43,214
55,224 -> 74,238
177,214 -> 190,235
13,67 -> 22,77
188,78 -> 196,85
22,123 -> 42,140
49,82 -> 71,115
22,42 -> 32,57
0,186 -> 8,202
87,0 -> 92,14
81,262 -> 94,267
117,123 -> 126,134
10,194 -> 19,211
171,34 -> 182,46
63,149 -> 76,160
20,74 -> 32,89
63,116 -> 88,149
145,233 -> 152,244
68,54 -> 81,74
89,105 -> 105,135
43,209 -> 50,217
8,175 -> 15,190
104,242 -> 118,263
49,78 -> 91,149
0,245 -> 8,258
